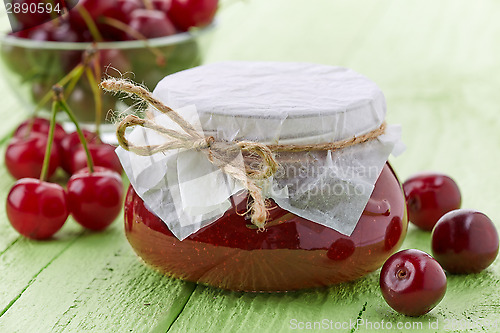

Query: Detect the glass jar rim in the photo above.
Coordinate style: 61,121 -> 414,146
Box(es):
0,22 -> 215,51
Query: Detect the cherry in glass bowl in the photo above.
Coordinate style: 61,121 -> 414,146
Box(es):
124,163 -> 408,292
0,24 -> 214,129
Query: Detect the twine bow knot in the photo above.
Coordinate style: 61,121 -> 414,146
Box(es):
101,78 -> 386,229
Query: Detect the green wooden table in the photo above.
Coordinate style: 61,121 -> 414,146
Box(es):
1,1 -> 500,332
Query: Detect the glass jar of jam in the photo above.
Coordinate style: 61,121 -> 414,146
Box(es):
117,62 -> 408,292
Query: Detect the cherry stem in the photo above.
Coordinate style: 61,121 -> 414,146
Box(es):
85,66 -> 102,138
142,0 -> 154,10
396,269 -> 407,279
47,0 -> 60,20
35,63 -> 85,112
35,47 -> 97,117
54,87 -> 95,174
39,96 -> 59,182
23,118 -> 36,140
77,6 -> 103,42
65,65 -> 85,98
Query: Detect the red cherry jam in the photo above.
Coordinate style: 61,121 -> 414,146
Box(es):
124,163 -> 407,292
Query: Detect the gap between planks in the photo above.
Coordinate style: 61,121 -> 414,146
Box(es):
0,232 -> 85,318
149,284 -> 199,333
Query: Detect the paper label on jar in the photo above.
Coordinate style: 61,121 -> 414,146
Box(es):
116,105 -> 403,240
269,125 -> 402,236
115,63 -> 405,240
116,105 -> 246,239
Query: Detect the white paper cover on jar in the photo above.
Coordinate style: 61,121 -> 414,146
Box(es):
116,62 -> 405,240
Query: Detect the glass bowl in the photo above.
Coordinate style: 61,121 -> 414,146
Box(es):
0,24 -> 215,131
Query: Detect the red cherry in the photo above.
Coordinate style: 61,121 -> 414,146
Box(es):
11,0 -> 73,30
152,0 -> 171,12
11,0 -> 51,29
99,0 -> 144,40
432,209 -> 499,274
75,28 -> 94,43
14,117 -> 67,148
70,143 -> 122,175
5,133 -> 60,180
100,1 -> 143,23
67,167 -> 124,231
102,0 -> 144,21
403,173 -> 461,231
60,130 -> 99,174
168,0 -> 218,31
68,0 -> 111,30
128,9 -> 176,39
6,178 -> 69,239
380,249 -> 447,316
28,21 -> 79,42
9,29 -> 31,39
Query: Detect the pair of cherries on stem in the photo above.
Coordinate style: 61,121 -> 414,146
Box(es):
6,118 -> 122,180
6,87 -> 124,239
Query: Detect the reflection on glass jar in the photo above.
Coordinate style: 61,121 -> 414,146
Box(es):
124,163 -> 407,292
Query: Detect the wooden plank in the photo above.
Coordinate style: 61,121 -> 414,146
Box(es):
0,0 -> 500,332
0,226 -> 84,316
0,13 -> 195,331
165,0 -> 500,332
0,147 -> 23,254
167,280 -> 375,333
0,143 -> 195,332
0,8 -> 43,252
0,215 -> 196,332
0,68 -> 31,143
0,105 -> 195,331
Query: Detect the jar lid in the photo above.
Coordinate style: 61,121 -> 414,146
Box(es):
116,62 -> 404,240
153,62 -> 386,144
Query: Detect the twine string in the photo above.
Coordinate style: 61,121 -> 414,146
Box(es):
100,78 -> 386,229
